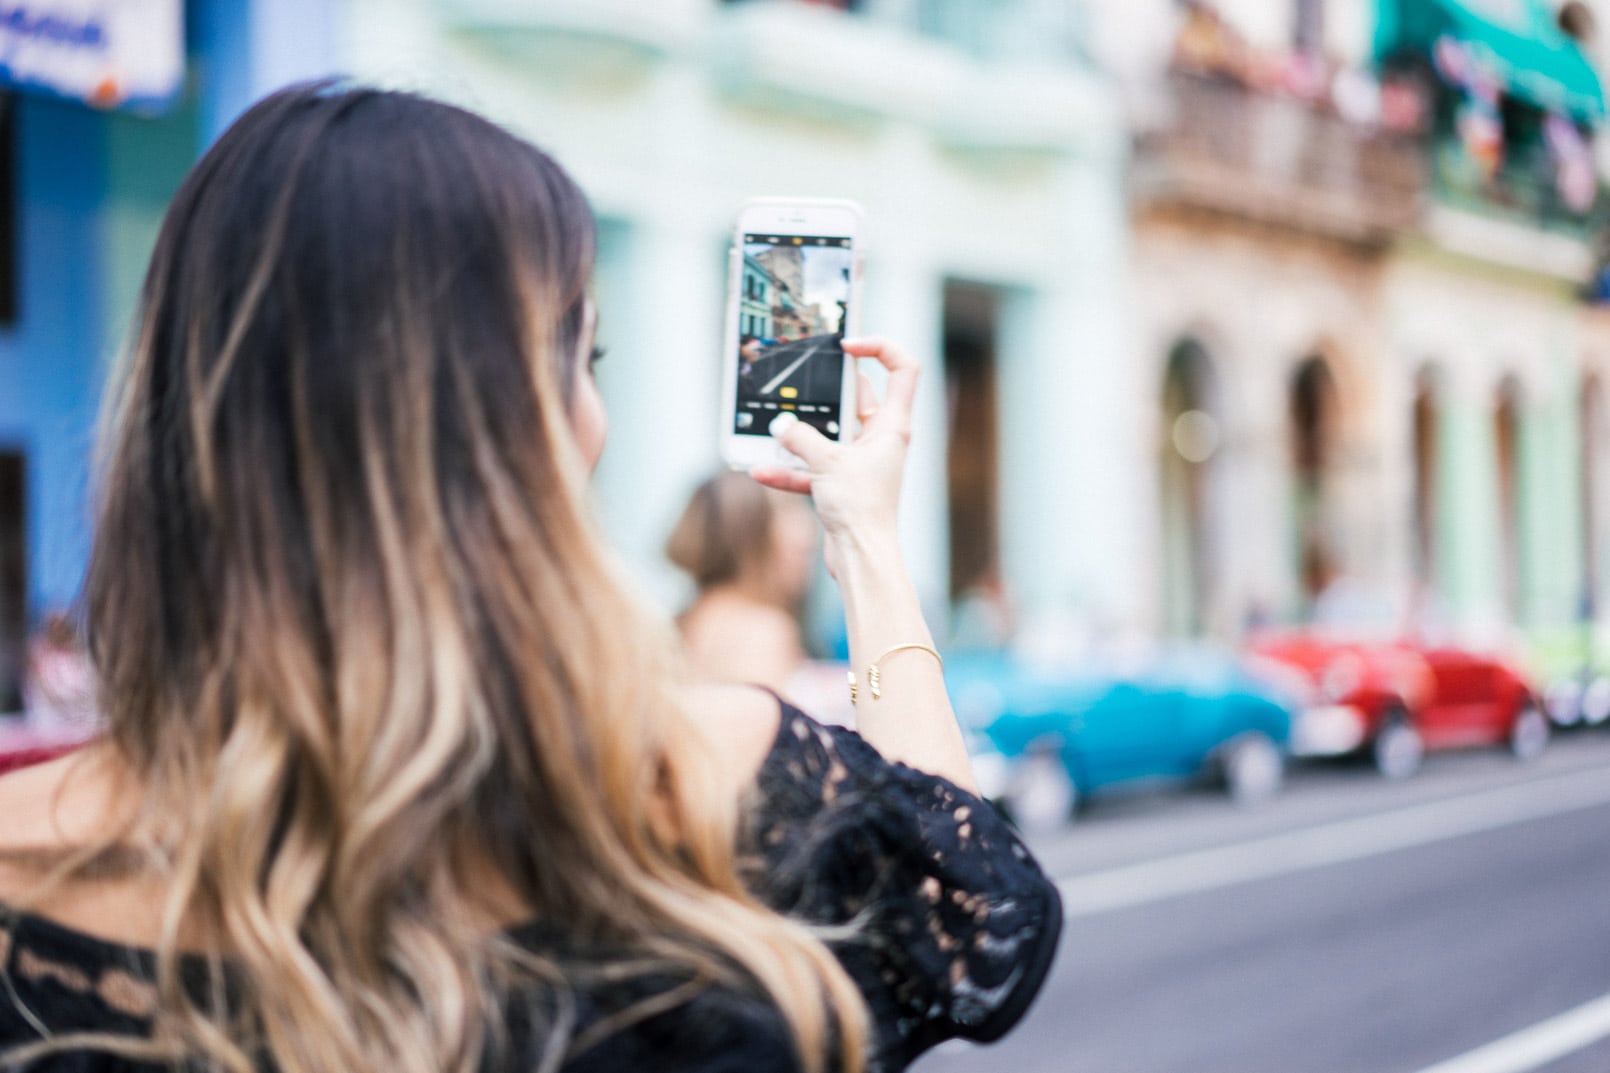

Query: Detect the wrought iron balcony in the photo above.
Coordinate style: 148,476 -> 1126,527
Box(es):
1130,71 -> 1428,246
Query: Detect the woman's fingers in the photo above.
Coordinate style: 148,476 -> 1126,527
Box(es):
768,412 -> 836,469
842,337 -> 918,436
749,465 -> 812,495
854,370 -> 879,426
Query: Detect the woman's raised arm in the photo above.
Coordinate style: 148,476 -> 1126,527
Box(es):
751,338 -> 976,794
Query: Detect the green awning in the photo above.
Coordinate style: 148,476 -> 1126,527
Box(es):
1375,0 -> 1605,120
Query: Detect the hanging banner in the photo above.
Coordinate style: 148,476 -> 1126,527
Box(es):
0,2 -> 183,113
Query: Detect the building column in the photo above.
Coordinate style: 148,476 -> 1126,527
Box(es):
1375,360 -> 1417,612
863,254 -> 948,618
1224,349 -> 1297,630
1522,349 -> 1585,630
1436,367 -> 1504,634
590,217 -> 726,611
998,151 -> 1139,634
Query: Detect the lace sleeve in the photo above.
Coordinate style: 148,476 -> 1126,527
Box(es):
741,706 -> 1063,1071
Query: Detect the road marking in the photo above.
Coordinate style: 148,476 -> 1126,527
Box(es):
760,341 -> 822,396
1055,764 -> 1610,918
1410,991 -> 1610,1073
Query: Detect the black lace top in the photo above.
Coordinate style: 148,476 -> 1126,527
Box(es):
0,704 -> 1062,1072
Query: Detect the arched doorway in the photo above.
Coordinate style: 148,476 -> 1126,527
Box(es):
1160,339 -> 1221,636
943,281 -> 1002,604
1290,356 -> 1342,609
1411,369 -> 1441,595
1494,376 -> 1525,624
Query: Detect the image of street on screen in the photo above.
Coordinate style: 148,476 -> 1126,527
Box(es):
732,233 -> 852,438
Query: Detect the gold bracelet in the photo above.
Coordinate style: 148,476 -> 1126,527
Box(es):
847,642 -> 943,703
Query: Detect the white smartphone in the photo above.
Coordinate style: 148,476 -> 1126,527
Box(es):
719,197 -> 865,471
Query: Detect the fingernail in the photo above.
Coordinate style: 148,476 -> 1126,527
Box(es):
769,412 -> 798,438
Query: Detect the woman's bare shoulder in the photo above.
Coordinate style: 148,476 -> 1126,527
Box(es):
678,597 -> 804,694
0,747 -> 182,949
677,682 -> 784,787
0,747 -> 110,851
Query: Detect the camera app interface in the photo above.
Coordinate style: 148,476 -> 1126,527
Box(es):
733,233 -> 852,437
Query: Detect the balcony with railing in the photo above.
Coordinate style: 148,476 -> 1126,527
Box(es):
1130,70 -> 1428,247
1417,92 -> 1606,279
1371,0 -> 1607,277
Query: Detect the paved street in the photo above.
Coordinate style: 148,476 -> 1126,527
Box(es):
743,333 -> 844,403
914,734 -> 1610,1073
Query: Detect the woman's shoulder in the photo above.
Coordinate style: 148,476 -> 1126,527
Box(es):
0,746 -> 179,955
677,682 -> 786,787
677,596 -> 804,691
0,745 -> 108,862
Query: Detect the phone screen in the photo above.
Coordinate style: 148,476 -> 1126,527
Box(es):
732,232 -> 853,438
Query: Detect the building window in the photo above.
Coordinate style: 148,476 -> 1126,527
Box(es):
1160,339 -> 1220,637
1291,355 -> 1340,607
943,281 -> 1002,609
1411,369 -> 1441,593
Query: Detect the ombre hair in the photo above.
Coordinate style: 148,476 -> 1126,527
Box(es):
12,83 -> 866,1073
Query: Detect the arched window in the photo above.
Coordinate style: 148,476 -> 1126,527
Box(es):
1411,367 -> 1441,592
1290,356 -> 1340,607
1160,339 -> 1220,636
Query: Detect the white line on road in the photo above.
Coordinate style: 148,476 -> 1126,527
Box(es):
1055,764 -> 1610,918
1410,991 -> 1610,1073
759,341 -> 823,396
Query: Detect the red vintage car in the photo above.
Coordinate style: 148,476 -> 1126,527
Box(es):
1248,633 -> 1548,777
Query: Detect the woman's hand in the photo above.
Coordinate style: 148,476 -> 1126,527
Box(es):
749,337 -> 918,573
750,337 -> 978,794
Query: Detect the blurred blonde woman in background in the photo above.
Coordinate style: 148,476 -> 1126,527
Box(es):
666,472 -> 817,694
0,83 -> 1061,1073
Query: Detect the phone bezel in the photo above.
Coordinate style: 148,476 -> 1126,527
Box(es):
720,197 -> 864,472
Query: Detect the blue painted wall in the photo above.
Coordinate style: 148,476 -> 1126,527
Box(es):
0,0 -> 338,628
6,95 -> 106,617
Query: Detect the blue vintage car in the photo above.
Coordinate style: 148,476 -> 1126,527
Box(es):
946,646 -> 1298,833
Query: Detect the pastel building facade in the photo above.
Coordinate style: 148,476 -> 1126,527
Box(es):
343,0 -> 1132,629
31,0 -> 1601,687
1089,0 -> 1610,654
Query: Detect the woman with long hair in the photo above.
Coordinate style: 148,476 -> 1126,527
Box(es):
0,84 -> 1060,1073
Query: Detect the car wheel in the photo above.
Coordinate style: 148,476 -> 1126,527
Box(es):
1221,731 -> 1283,806
1545,678 -> 1584,727
1372,715 -> 1424,779
1509,702 -> 1549,760
1583,678 -> 1610,727
1005,750 -> 1078,837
